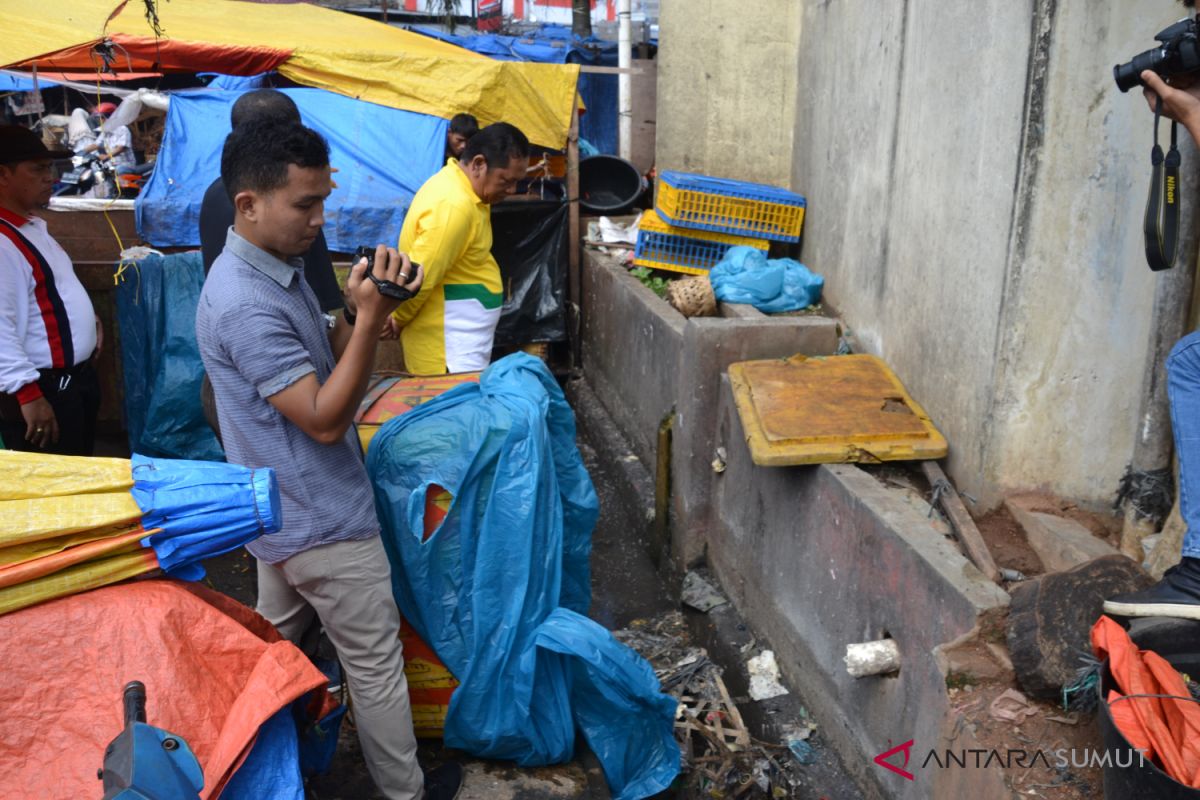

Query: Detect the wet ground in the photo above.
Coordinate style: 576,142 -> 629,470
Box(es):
192,427 -> 863,799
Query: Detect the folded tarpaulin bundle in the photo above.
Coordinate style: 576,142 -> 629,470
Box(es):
0,450 -> 280,614
710,245 -> 824,313
0,579 -> 331,800
1092,614 -> 1200,786
368,353 -> 680,800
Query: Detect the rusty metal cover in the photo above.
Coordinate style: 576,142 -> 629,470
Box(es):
728,354 -> 948,466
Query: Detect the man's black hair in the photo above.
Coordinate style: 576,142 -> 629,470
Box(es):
460,122 -> 530,168
449,113 -> 480,138
221,119 -> 329,202
230,89 -> 301,130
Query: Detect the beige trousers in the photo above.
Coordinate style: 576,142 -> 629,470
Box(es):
257,535 -> 424,800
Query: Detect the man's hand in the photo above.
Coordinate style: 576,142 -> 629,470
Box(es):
1142,70 -> 1200,141
21,397 -> 58,449
379,315 -> 400,341
347,245 -> 424,326
93,315 -> 104,362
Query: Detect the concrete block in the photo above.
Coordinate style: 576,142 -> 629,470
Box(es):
1004,496 -> 1121,573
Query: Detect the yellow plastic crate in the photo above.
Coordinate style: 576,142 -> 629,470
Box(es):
656,171 -> 807,242
633,209 -> 768,276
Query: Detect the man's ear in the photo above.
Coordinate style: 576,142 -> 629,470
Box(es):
233,190 -> 258,222
469,155 -> 487,174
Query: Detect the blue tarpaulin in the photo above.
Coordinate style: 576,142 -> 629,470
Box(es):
0,72 -> 60,93
136,88 -> 447,252
115,251 -> 224,462
411,25 -> 619,156
130,453 -> 282,581
368,354 -> 680,800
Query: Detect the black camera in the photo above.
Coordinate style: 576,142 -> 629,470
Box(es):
353,245 -> 417,302
1114,18 -> 1200,92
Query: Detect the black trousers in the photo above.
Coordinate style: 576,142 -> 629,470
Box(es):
0,361 -> 101,456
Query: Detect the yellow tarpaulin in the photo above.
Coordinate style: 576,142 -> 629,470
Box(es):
0,451 -> 140,549
0,0 -> 579,147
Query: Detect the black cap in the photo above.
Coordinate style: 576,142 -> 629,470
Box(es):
0,125 -> 72,165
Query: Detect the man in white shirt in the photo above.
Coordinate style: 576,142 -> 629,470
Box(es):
0,125 -> 101,455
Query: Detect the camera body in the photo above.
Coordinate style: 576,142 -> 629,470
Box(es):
353,246 -> 417,302
1114,18 -> 1200,92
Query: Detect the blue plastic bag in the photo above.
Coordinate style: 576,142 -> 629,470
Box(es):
115,252 -> 224,461
709,245 -> 824,313
367,354 -> 680,800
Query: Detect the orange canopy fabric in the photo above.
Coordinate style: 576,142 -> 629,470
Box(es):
0,579 -> 329,800
0,0 -> 580,146
1092,614 -> 1200,787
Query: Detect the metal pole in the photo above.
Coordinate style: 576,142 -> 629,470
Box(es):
617,0 -> 632,160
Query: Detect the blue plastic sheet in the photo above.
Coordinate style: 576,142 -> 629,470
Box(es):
367,354 -> 679,800
412,25 -> 619,155
0,73 -> 59,92
221,707 -> 304,800
136,89 -> 447,251
115,251 -> 224,462
130,453 -> 281,581
710,246 -> 825,313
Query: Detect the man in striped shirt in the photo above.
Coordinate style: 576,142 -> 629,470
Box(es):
0,125 -> 101,455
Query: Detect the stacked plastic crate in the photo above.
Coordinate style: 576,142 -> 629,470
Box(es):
633,171 -> 807,276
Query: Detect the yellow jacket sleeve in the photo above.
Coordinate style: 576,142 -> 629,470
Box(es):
392,198 -> 475,329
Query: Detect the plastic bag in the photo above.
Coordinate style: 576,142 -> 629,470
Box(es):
367,354 -> 679,800
709,245 -> 824,313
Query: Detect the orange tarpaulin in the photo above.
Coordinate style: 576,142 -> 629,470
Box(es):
0,579 -> 330,800
1092,614 -> 1200,787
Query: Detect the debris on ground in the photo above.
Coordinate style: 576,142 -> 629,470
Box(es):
682,570 -> 729,613
988,688 -> 1038,723
614,612 -> 809,798
747,651 -> 789,701
844,638 -> 901,678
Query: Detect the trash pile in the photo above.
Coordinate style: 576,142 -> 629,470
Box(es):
615,611 -> 811,798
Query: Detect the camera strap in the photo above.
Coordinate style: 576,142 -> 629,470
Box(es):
1144,97 -> 1182,271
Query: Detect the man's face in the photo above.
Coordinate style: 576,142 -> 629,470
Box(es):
237,164 -> 331,259
0,159 -> 55,213
447,132 -> 469,158
466,155 -> 528,205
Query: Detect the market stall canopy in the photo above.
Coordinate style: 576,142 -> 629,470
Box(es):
0,0 -> 579,146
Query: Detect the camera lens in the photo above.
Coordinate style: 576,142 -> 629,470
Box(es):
1114,47 -> 1169,92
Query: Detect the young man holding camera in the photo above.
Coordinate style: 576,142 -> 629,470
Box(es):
196,118 -> 461,799
1105,62 -> 1200,620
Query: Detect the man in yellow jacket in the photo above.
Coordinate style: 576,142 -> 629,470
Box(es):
394,122 -> 530,375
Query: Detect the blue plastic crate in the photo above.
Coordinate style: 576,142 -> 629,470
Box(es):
656,171 -> 807,242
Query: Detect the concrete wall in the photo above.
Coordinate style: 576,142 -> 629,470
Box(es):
655,0 -> 801,186
656,0 -> 1196,508
580,251 -> 839,563
706,377 -> 1012,799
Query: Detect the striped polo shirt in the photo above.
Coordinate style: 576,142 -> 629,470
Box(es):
0,208 -> 96,402
195,229 -> 379,564
394,159 -> 505,375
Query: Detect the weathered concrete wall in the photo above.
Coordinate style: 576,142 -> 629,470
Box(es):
655,0 -> 801,186
709,376 -> 1012,799
656,0 -> 1196,508
580,251 -> 839,564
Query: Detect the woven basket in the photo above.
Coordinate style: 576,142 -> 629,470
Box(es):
666,276 -> 717,318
